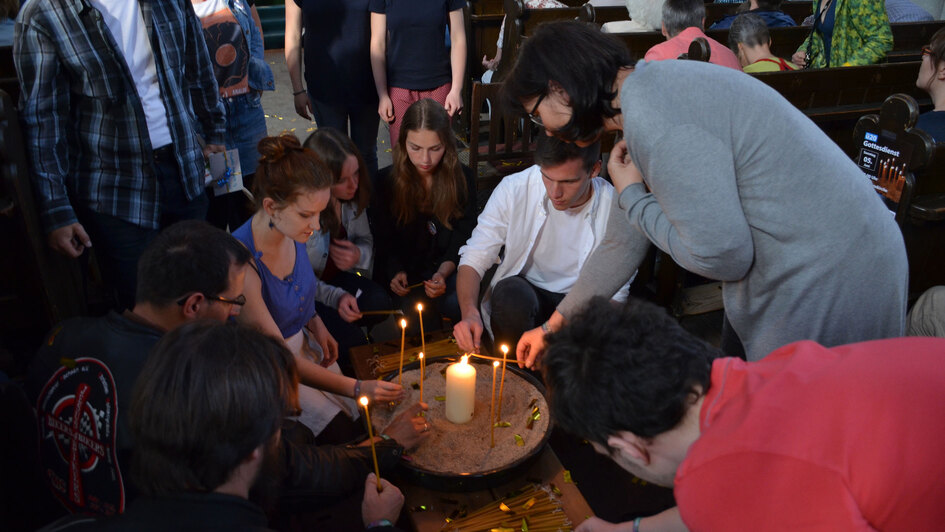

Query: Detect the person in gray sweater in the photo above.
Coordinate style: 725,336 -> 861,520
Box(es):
503,21 -> 908,366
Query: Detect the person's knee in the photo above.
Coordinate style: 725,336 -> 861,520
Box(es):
491,276 -> 539,318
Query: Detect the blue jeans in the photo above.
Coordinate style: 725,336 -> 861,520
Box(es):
310,98 -> 380,180
206,92 -> 268,230
78,151 -> 208,309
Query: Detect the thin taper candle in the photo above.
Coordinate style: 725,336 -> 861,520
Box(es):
497,344 -> 509,422
398,318 -> 407,386
359,396 -> 383,492
418,352 -> 425,402
416,303 -> 426,358
490,361 -> 499,448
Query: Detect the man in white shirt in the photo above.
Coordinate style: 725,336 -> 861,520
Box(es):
453,135 -> 637,353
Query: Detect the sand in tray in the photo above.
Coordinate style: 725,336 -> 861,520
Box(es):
371,361 -> 551,475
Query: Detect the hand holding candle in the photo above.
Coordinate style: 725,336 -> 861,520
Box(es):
359,396 -> 383,492
445,355 -> 476,423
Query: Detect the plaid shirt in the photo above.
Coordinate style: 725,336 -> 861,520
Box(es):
14,0 -> 226,232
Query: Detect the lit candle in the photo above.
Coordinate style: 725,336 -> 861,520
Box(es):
359,396 -> 383,492
490,361 -> 499,448
496,344 -> 509,422
416,303 -> 426,357
398,318 -> 407,386
445,355 -> 476,423
418,352 -> 425,403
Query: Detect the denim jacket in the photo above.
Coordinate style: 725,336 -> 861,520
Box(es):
229,0 -> 274,91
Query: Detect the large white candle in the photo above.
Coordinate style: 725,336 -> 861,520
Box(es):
445,355 -> 476,424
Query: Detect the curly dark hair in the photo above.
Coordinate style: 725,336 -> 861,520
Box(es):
501,21 -> 633,144
542,297 -> 718,445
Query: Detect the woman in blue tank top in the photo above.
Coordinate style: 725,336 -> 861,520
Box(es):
234,135 -> 404,439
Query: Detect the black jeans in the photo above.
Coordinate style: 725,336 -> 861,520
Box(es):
391,273 -> 460,336
77,150 -> 208,310
490,275 -> 566,350
316,271 -> 392,376
310,98 -> 380,181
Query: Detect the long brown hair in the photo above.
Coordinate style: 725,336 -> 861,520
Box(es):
302,127 -> 371,237
391,99 -> 466,229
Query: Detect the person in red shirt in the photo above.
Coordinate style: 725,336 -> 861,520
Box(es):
543,297 -> 945,531
644,0 -> 741,69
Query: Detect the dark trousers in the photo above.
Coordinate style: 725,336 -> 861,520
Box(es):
77,151 -> 208,310
316,271 -> 392,376
490,275 -> 566,350
391,273 -> 460,336
310,98 -> 380,181
721,313 -> 747,360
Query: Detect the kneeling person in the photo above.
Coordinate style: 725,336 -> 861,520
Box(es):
453,135 -> 635,353
543,298 -> 945,531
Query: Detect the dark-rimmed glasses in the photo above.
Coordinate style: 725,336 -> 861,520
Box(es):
528,92 -> 546,126
176,293 -> 247,307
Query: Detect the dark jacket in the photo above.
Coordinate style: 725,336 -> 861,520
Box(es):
372,164 -> 478,283
27,312 -> 404,517
710,9 -> 797,29
39,491 -> 405,531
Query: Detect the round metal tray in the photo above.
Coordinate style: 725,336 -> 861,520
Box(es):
383,354 -> 551,492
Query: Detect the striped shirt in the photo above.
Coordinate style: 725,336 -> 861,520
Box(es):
14,0 -> 226,231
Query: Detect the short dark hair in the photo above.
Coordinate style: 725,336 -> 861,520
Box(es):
502,21 -> 633,145
136,220 -> 252,306
534,133 -> 601,173
662,0 -> 705,37
130,321 -> 298,496
728,13 -> 771,52
542,297 -> 718,445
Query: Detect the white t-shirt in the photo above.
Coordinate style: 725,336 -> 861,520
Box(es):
89,0 -> 172,149
521,197 -> 594,294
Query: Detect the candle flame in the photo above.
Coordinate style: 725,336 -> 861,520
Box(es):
400,318 -> 407,328
419,352 -> 424,359
461,355 -> 468,364
416,303 -> 423,311
493,361 -> 500,368
359,396 -> 369,406
500,344 -> 509,355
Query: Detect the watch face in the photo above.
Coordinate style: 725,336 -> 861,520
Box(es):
427,221 -> 437,236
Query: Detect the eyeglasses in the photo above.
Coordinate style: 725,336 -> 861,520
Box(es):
176,293 -> 247,307
527,93 -> 546,126
922,46 -> 935,58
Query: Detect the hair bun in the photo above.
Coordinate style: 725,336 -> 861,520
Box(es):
258,134 -> 303,164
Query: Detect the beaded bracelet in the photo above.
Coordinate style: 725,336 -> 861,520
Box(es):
292,89 -> 306,96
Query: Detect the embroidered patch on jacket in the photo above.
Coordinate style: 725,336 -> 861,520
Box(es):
36,357 -> 123,516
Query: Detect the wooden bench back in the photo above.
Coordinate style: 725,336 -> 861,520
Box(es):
468,82 -> 539,180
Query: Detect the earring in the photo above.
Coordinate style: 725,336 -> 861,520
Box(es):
268,218 -> 275,229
